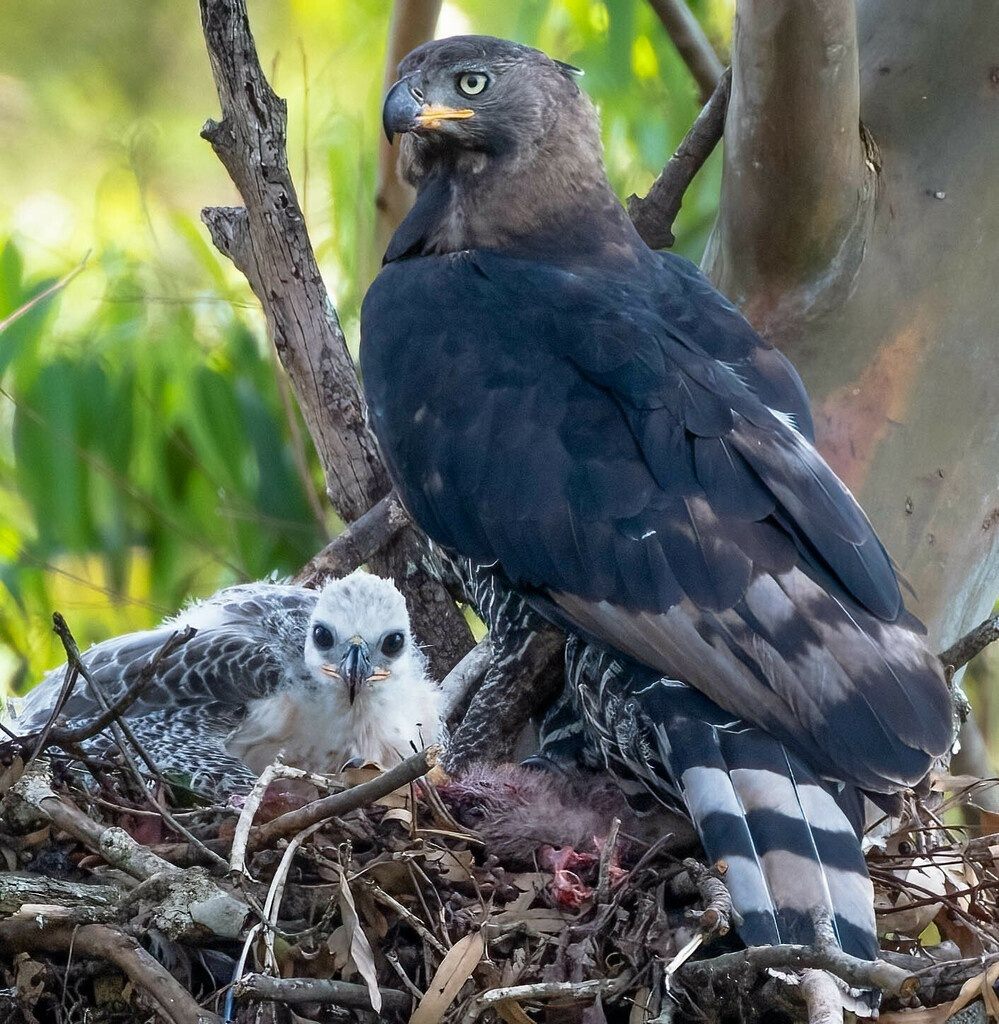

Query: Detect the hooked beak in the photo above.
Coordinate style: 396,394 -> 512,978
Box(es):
382,75 -> 474,141
339,636 -> 370,705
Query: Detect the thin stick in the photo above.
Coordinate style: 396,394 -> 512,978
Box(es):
248,746 -> 437,851
940,614 -> 999,673
646,0 -> 724,101
235,972 -> 410,1013
0,253 -> 90,336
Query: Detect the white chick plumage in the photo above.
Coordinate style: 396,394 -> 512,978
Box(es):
7,572 -> 440,796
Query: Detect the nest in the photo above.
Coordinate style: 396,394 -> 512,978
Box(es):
1,741 -> 998,1024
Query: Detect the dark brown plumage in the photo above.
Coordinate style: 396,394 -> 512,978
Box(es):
361,35 -> 954,961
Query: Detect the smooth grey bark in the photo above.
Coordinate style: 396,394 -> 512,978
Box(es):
703,2 -> 999,651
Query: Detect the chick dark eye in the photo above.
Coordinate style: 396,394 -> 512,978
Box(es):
312,624 -> 334,651
381,631 -> 405,656
457,72 -> 489,97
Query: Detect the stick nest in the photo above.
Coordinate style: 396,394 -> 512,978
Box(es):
0,745 -> 997,1024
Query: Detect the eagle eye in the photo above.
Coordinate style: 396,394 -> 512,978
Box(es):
456,72 -> 489,97
312,623 -> 335,651
381,631 -> 405,656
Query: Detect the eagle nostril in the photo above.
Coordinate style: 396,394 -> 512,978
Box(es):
411,86 -> 425,103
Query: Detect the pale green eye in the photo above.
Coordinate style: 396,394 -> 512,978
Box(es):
457,72 -> 489,97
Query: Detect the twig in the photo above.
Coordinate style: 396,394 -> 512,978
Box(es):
646,0 -> 724,101
940,615 -> 999,673
882,953 -> 999,1010
235,972 -> 410,1013
363,879 -> 449,957
627,67 -> 731,249
0,921 -> 220,1024
800,968 -> 850,1024
385,949 -> 426,1000
46,614 -> 228,870
0,252 -> 90,336
460,975 -> 631,1023
248,746 -> 438,851
596,816 -> 622,904
678,941 -> 917,998
683,857 -> 736,936
9,766 -> 249,939
42,625 -> 195,747
261,820 -> 326,972
293,490 -> 409,585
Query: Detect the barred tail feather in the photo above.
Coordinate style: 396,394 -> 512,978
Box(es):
651,689 -> 877,959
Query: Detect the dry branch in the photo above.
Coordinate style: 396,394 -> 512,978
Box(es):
628,66 -> 730,250
940,615 -> 999,674
197,0 -> 473,677
247,746 -> 437,852
293,490 -> 409,585
679,940 -> 917,999
0,921 -> 221,1024
37,621 -> 194,749
235,972 -> 410,1014
647,0 -> 724,101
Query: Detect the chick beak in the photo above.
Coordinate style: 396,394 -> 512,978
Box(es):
339,636 -> 371,706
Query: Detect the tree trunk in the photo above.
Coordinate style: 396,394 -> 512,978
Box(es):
703,2 -> 999,651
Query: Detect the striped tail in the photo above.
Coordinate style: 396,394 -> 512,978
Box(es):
560,638 -> 878,961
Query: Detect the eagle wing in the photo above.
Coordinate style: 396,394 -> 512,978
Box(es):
361,250 -> 951,791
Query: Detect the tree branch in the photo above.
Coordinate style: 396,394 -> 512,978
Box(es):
647,0 -> 724,102
293,490 -> 409,585
247,746 -> 437,852
197,0 -> 473,676
235,973 -> 410,1014
627,67 -> 730,249
0,921 -> 221,1024
939,614 -> 999,673
679,940 -> 917,999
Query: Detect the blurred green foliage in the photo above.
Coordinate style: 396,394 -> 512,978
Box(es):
0,0 -> 732,697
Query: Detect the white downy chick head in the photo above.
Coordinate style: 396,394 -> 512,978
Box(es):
300,572 -> 440,766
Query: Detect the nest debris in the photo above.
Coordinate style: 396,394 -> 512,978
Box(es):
0,738 -> 997,1024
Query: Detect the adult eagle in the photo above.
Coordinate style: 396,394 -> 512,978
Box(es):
361,35 -> 953,957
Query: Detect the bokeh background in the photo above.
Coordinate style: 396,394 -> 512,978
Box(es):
3,1 -> 995,750
0,1 -> 732,695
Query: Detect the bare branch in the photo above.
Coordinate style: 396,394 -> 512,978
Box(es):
197,0 -> 473,676
235,972 -> 410,1014
627,67 -> 730,249
939,614 -> 999,673
0,921 -> 221,1024
446,623 -> 565,769
679,939 -> 917,999
0,252 -> 89,336
248,746 -> 438,851
198,1 -> 384,522
294,490 -> 409,585
683,857 -> 736,936
40,622 -> 195,747
460,975 -> 631,1024
647,0 -> 724,101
